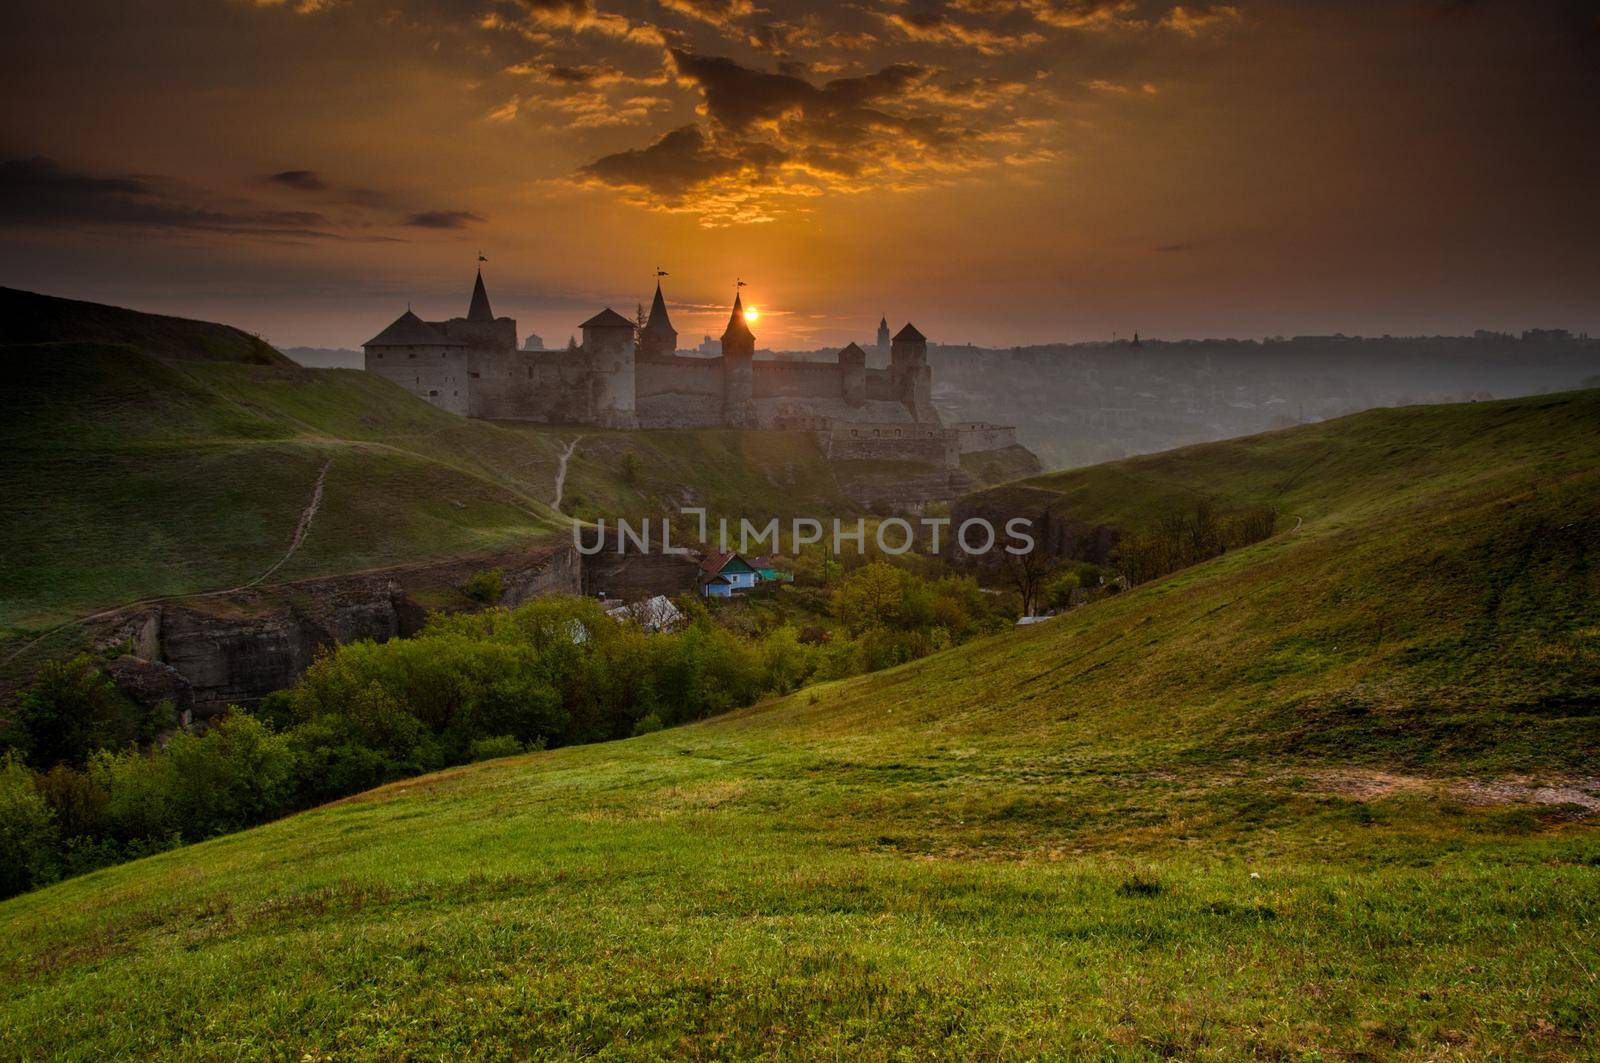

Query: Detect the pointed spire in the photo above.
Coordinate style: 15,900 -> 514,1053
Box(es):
722,292 -> 755,344
467,267 -> 493,322
643,279 -> 674,336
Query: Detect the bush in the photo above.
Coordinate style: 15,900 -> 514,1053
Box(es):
463,568 -> 505,604
0,754 -> 58,896
10,655 -> 171,769
469,735 -> 524,761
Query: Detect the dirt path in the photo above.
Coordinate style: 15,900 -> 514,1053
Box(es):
1300,768 -> 1600,812
552,436 -> 581,509
3,459 -> 332,667
245,459 -> 329,588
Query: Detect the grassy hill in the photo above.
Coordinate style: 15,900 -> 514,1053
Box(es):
0,344 -> 573,632
0,287 -> 289,366
2,391 -> 1596,1058
961,390 -> 1600,536
0,345 -> 887,636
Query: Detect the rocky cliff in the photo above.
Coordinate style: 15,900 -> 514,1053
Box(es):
93,543 -> 581,718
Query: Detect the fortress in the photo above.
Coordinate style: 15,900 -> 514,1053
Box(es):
363,269 -> 1015,468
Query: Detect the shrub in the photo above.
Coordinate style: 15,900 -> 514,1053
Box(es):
0,754 -> 58,897
469,735 -> 524,761
463,568 -> 505,604
11,655 -> 170,769
89,714 -> 296,843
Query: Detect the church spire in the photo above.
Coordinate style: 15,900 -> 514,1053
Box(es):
467,258 -> 493,322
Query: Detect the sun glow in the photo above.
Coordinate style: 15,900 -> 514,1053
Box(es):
744,307 -> 759,323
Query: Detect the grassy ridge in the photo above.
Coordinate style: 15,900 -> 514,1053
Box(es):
0,347 -> 887,633
0,287 -> 288,366
964,390 -> 1600,531
1,392 -> 1596,1057
0,345 -> 572,631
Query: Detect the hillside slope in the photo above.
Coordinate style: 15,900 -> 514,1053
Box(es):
0,345 -> 907,634
2,391 -> 1596,1058
0,287 -> 289,366
960,390 -> 1600,538
0,344 -> 572,631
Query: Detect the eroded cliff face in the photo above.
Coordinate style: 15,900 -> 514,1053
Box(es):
95,543 -> 581,717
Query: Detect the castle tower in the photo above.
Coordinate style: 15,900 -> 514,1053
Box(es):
837,342 -> 867,407
581,307 -> 638,429
890,322 -> 936,422
638,279 -> 678,360
875,314 -> 890,361
467,267 -> 494,322
721,293 -> 757,428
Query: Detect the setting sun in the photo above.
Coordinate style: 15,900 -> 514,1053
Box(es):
743,307 -> 759,323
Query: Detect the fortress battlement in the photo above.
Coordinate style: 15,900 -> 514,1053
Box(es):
363,270 -> 1013,467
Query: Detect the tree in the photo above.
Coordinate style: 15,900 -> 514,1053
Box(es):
13,655 -> 169,770
0,754 -> 58,897
831,562 -> 909,635
1002,547 -> 1054,617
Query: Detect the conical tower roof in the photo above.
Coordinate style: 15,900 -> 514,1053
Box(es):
643,281 -> 675,336
722,292 -> 755,344
364,309 -> 464,348
893,322 -> 926,342
467,269 -> 494,322
581,307 -> 635,329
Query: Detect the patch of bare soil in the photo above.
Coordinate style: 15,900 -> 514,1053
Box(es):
1303,769 -> 1600,812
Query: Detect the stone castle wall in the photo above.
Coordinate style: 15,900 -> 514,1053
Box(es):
636,356 -> 725,428
468,349 -> 596,423
752,360 -> 844,400
952,421 -> 1018,453
366,345 -> 472,415
824,422 -> 959,466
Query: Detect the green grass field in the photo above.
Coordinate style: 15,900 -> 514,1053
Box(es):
2,391 -> 1596,1058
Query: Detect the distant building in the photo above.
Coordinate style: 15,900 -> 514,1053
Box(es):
522,333 -> 544,351
699,552 -> 759,597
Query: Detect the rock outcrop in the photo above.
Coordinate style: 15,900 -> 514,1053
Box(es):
92,542 -> 581,718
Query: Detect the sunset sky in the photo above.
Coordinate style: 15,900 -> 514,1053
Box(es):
2,0 -> 1597,350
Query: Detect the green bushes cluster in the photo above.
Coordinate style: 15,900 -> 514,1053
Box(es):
0,569 -> 1014,898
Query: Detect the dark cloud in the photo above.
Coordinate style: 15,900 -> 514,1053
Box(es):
577,50 -> 1040,223
578,125 -> 748,196
0,156 -> 339,239
269,169 -> 327,191
404,209 -> 486,228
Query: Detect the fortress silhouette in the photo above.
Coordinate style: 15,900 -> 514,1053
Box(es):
364,269 -> 1015,468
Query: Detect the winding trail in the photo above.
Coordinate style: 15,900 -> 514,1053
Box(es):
3,459 -> 332,667
246,460 -> 330,588
552,436 -> 581,510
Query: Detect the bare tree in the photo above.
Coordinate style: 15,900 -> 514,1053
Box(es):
1002,548 -> 1054,617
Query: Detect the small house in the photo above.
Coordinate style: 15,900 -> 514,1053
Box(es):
699,552 -> 759,597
